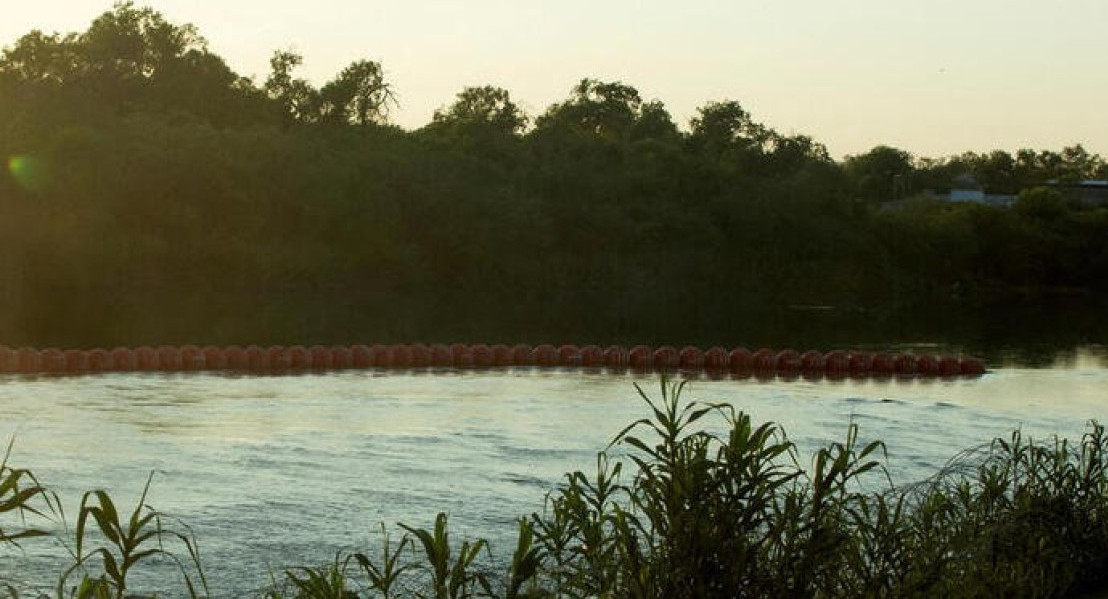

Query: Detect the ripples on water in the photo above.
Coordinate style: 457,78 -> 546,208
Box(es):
1,350 -> 1105,596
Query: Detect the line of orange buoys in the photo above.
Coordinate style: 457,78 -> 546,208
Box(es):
0,344 -> 987,378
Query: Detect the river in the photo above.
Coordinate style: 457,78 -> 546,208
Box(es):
0,347 -> 1105,596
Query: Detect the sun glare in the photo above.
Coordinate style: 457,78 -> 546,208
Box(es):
7,154 -> 46,191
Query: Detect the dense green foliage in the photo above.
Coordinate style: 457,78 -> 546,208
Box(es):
2,4 -> 1107,348
2,380 -> 1107,597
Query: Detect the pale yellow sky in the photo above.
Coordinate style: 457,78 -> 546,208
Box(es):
2,0 -> 1106,159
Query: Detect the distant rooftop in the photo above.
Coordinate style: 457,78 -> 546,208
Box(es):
1045,179 -> 1108,188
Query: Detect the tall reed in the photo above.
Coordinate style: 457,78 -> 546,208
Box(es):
1,438 -> 60,595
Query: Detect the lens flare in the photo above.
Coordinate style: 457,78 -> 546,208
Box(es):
7,154 -> 49,192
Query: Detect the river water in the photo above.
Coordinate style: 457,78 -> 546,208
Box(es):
1,349 -> 1105,596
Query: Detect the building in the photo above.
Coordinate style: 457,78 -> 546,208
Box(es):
1045,180 -> 1108,205
925,173 -> 1017,208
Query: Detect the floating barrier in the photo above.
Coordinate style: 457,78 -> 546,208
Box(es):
628,345 -> 652,368
492,344 -> 512,367
533,344 -> 558,367
580,345 -> 604,367
0,346 -> 14,373
472,344 -> 492,368
88,348 -> 113,371
603,345 -> 628,367
703,347 -> 728,370
679,346 -> 703,369
0,344 -> 988,378
510,344 -> 532,366
41,348 -> 65,373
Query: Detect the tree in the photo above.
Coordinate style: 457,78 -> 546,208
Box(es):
431,85 -> 527,135
318,59 -> 395,125
79,2 -> 204,80
0,3 -> 267,125
1059,144 -> 1104,182
1016,186 -> 1067,222
843,145 -> 915,203
534,78 -> 646,140
0,30 -> 81,84
961,150 -> 1018,193
631,100 -> 680,143
688,100 -> 769,156
264,50 -> 320,123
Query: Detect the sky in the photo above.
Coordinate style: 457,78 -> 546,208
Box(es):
1,0 -> 1106,159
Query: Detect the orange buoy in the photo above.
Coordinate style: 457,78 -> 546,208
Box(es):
350,345 -> 372,368
774,350 -> 800,371
938,356 -> 961,376
580,345 -> 604,367
729,348 -> 754,371
286,345 -> 310,369
628,345 -> 652,369
15,347 -> 41,373
308,345 -> 332,370
801,367 -> 825,382
823,364 -> 847,381
847,352 -> 871,374
471,344 -> 493,368
40,348 -> 65,373
224,346 -> 248,370
202,346 -> 225,370
409,344 -> 431,367
960,357 -> 986,376
510,344 -> 533,366
753,367 -> 775,382
14,347 -> 41,373
752,348 -> 775,370
449,343 -> 472,368
870,353 -> 894,374
180,345 -> 204,370
915,355 -> 939,375
245,345 -> 267,371
88,348 -> 112,372
490,344 -> 513,367
330,346 -> 352,370
653,346 -> 679,370
155,346 -> 181,371
771,367 -> 797,380
557,345 -> 581,367
489,344 -> 511,366
602,345 -> 628,368
265,346 -> 289,370
0,346 -> 15,373
429,344 -> 452,367
110,347 -> 134,371
703,347 -> 728,370
392,345 -> 414,368
678,346 -> 704,370
63,349 -> 89,373
824,351 -> 849,372
893,354 -> 917,375
371,345 -> 392,368
134,347 -> 158,371
532,344 -> 558,367
799,350 -> 824,371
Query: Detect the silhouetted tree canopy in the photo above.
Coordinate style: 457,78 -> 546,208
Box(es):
1,4 -> 1106,348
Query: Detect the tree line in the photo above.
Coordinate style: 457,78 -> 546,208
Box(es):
1,3 -> 1106,348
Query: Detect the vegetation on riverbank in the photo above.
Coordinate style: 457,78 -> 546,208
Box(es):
2,380 -> 1106,598
2,4 -> 1108,349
